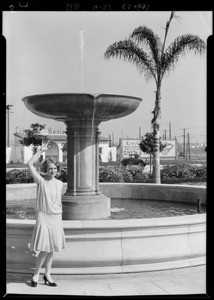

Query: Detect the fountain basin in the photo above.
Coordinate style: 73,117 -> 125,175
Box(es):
6,183 -> 206,275
22,93 -> 142,122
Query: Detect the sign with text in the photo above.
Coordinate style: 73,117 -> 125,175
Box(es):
120,138 -> 176,158
15,126 -> 66,135
122,139 -> 142,156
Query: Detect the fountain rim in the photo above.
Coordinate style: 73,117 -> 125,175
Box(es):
6,183 -> 206,275
22,93 -> 142,102
6,183 -> 206,223
6,213 -> 206,229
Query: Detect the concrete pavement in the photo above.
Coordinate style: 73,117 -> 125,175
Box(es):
5,265 -> 206,296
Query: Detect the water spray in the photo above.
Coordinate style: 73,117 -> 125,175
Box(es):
80,30 -> 84,92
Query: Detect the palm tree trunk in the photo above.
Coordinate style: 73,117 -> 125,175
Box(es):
152,83 -> 161,184
153,130 -> 160,183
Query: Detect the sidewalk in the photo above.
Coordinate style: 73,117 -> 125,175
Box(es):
5,265 -> 206,296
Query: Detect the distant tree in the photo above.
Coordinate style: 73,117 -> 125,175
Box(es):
19,123 -> 49,154
139,133 -> 166,173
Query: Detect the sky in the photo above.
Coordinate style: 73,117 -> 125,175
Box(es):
3,11 -> 212,146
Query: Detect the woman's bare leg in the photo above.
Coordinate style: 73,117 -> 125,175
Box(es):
44,252 -> 54,282
32,251 -> 48,281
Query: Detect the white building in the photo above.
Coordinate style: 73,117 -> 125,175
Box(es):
8,128 -> 117,164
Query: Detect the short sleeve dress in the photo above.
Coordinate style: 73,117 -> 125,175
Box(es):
30,174 -> 66,253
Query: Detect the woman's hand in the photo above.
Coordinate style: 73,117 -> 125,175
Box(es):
41,140 -> 52,152
27,139 -> 52,169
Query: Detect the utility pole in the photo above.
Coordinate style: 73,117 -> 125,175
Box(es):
169,122 -> 172,140
109,134 -> 112,147
112,132 -> 114,147
183,128 -> 186,160
174,136 -> 178,159
187,132 -> 191,160
164,130 -> 167,140
182,128 -> 188,160
6,104 -> 13,147
139,126 -> 141,140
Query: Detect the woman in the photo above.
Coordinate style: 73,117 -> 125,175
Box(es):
27,141 -> 66,287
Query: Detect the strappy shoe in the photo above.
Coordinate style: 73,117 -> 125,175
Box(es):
43,275 -> 57,287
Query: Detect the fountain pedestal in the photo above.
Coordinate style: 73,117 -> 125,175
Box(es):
62,119 -> 110,219
22,93 -> 142,220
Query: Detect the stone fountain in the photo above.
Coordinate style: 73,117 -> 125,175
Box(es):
22,93 -> 142,219
6,93 -> 206,276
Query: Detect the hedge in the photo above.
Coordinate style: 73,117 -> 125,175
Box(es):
99,166 -> 152,183
161,163 -> 206,183
6,163 -> 206,184
6,169 -> 34,184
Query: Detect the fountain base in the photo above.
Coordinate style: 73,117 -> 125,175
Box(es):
6,183 -> 206,275
62,193 -> 111,220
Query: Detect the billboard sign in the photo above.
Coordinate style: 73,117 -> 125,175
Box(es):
120,138 -> 176,158
122,139 -> 142,156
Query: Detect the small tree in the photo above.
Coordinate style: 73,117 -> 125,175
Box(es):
19,123 -> 50,171
19,123 -> 49,153
139,133 -> 166,173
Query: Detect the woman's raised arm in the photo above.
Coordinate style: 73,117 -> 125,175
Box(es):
27,141 -> 51,182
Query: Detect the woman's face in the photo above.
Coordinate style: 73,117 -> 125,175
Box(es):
46,163 -> 57,178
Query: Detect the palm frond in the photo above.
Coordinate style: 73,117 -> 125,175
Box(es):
104,39 -> 157,82
130,26 -> 162,71
161,34 -> 206,78
161,11 -> 176,56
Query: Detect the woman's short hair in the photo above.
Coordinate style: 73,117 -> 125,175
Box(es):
42,157 -> 60,173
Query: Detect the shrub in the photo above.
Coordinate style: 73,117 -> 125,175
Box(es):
6,169 -> 34,184
99,166 -> 123,182
125,165 -> 150,182
55,168 -> 68,182
99,165 -> 152,183
6,164 -> 206,184
6,167 -> 69,184
161,164 -> 206,182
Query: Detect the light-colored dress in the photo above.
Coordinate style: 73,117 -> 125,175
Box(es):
30,173 -> 66,252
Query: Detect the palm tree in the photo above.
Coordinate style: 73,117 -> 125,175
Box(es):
104,12 -> 206,183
